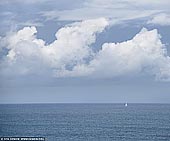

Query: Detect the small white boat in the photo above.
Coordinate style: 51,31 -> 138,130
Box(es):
125,102 -> 128,107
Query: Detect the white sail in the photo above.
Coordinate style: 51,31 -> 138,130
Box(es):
125,103 -> 128,107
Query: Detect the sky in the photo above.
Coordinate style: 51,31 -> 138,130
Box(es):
0,0 -> 170,103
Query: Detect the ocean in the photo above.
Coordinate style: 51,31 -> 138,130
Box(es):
0,104 -> 170,141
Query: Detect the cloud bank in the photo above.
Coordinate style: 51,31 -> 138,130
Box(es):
0,18 -> 108,76
40,0 -> 170,24
0,18 -> 170,81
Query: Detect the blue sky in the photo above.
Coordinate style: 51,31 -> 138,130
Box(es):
0,0 -> 170,103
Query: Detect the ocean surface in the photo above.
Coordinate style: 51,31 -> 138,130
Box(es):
0,104 -> 170,141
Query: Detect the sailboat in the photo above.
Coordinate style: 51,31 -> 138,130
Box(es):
125,102 -> 128,107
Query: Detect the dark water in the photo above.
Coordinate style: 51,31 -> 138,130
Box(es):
0,104 -> 170,141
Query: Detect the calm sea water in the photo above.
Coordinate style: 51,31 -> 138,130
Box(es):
0,104 -> 170,141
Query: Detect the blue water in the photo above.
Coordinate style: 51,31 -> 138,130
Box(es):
0,104 -> 170,141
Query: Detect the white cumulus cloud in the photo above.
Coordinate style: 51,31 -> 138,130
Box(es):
88,28 -> 170,81
0,18 -> 170,81
0,18 -> 108,76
